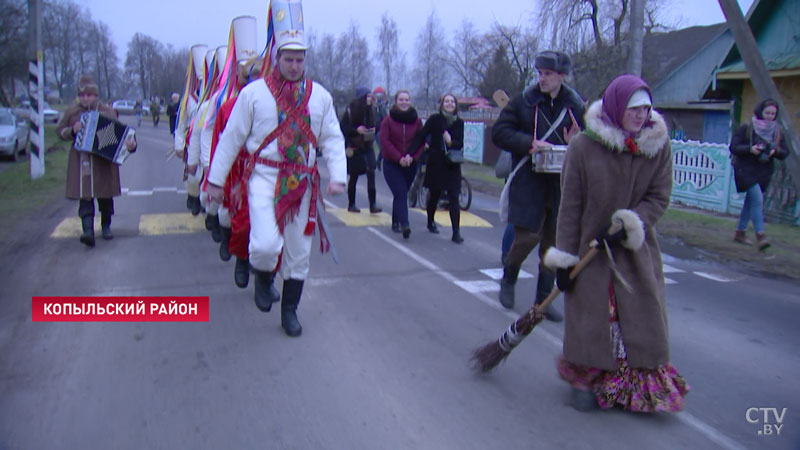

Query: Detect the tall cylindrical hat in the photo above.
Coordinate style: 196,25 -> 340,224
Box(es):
205,49 -> 216,77
233,15 -> 258,62
273,0 -> 306,51
191,44 -> 209,80
216,46 -> 227,72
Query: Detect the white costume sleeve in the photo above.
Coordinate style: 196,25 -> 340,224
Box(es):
207,86 -> 255,186
313,83 -> 347,184
186,100 -> 210,166
199,99 -> 217,167
173,97 -> 198,151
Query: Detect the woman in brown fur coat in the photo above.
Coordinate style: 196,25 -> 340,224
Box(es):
544,74 -> 688,413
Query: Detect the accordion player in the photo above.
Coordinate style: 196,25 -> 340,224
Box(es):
73,111 -> 136,165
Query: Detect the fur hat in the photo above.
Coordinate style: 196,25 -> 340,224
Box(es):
77,75 -> 99,96
535,50 -> 572,74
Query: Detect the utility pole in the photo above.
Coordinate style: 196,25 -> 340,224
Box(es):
717,0 -> 800,195
28,0 -> 45,179
627,0 -> 645,76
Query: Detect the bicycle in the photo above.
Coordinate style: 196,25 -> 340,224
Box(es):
408,161 -> 472,211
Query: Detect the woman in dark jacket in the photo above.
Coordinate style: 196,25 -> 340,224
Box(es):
729,98 -> 789,250
407,93 -> 465,243
379,90 -> 424,238
340,86 -> 381,213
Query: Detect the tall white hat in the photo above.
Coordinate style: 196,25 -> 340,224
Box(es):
191,44 -> 208,80
233,15 -> 258,62
272,0 -> 306,51
205,49 -> 216,76
216,45 -> 227,72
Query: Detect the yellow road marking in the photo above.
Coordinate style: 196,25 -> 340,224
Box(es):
409,208 -> 492,227
139,213 -> 206,235
50,217 -> 102,238
328,208 -> 393,227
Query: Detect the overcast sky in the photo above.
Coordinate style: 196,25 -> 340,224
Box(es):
74,0 -> 756,61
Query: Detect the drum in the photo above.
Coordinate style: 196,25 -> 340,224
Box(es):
532,145 -> 567,173
73,111 -> 135,165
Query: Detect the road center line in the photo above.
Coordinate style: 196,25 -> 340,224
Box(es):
365,225 -> 744,450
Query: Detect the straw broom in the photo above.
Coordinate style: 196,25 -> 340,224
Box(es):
471,243 -> 600,373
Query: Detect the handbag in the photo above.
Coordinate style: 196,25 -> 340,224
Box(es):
444,140 -> 464,164
495,151 -> 512,178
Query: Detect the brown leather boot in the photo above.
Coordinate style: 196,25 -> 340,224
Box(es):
733,229 -> 752,245
755,232 -> 771,251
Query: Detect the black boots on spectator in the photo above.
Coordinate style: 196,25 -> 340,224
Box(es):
534,267 -> 562,322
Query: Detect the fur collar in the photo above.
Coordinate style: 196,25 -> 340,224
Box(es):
584,100 -> 669,158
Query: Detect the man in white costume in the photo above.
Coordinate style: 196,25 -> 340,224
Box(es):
175,44 -> 208,215
208,0 -> 346,337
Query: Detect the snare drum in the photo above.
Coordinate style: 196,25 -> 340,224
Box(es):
531,145 -> 567,173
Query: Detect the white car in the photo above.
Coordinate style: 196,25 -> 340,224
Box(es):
0,108 -> 30,161
15,100 -> 59,124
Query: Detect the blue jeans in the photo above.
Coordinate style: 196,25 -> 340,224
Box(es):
737,183 -> 765,233
383,160 -> 417,227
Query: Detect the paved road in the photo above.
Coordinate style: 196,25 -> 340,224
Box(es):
1,117 -> 798,450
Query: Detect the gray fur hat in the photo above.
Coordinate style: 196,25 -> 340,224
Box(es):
535,50 -> 572,74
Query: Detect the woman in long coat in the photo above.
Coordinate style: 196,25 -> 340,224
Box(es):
407,93 -> 465,243
729,98 -> 789,250
543,74 -> 688,412
340,86 -> 381,213
57,75 -> 136,247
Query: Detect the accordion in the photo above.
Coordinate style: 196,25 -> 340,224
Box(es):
73,111 -> 135,165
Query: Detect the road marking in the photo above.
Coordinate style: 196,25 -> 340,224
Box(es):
121,187 -> 186,196
139,212 -> 205,235
665,278 -> 677,285
328,208 -> 393,227
693,271 -> 740,283
410,208 -> 492,227
479,268 -> 533,280
50,216 -> 101,238
454,280 -> 501,293
662,263 -> 685,273
366,225 -> 745,450
127,190 -> 154,196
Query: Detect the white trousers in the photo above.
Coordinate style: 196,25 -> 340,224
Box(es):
248,165 -> 313,279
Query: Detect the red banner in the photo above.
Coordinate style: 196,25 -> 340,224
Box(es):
32,297 -> 210,322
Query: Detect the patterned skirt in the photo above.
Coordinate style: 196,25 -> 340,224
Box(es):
557,282 -> 690,412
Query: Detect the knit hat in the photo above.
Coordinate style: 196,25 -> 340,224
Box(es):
534,50 -> 572,74
355,86 -> 370,99
77,75 -> 99,96
626,89 -> 652,108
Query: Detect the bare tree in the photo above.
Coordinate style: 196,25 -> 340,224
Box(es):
339,21 -> 372,101
489,22 -> 538,92
0,0 -> 29,105
447,19 -> 487,97
413,10 -> 450,109
153,45 -> 188,101
376,12 -> 400,97
89,21 -> 121,99
43,0 -> 85,100
125,32 -> 163,100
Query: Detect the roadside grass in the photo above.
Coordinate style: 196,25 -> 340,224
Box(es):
657,207 -> 800,280
0,125 -> 68,241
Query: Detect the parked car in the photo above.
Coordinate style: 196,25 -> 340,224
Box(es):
112,99 -> 137,115
0,108 -> 30,161
14,100 -> 59,124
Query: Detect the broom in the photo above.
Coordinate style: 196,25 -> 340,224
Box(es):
471,242 -> 600,373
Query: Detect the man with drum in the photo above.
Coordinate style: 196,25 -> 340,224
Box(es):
491,51 -> 585,320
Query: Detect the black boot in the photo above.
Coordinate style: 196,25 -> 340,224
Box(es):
234,257 -> 250,288
281,279 -> 304,337
451,228 -> 464,244
499,263 -> 520,309
101,213 -> 113,240
253,269 -> 281,312
218,227 -> 232,261
534,267 -> 562,322
189,195 -> 201,216
79,215 -> 95,247
206,214 -> 222,242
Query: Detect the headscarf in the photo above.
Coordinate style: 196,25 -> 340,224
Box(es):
752,98 -> 779,144
601,74 -> 653,133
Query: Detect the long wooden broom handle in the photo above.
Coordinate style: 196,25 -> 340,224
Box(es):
534,242 -> 600,311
